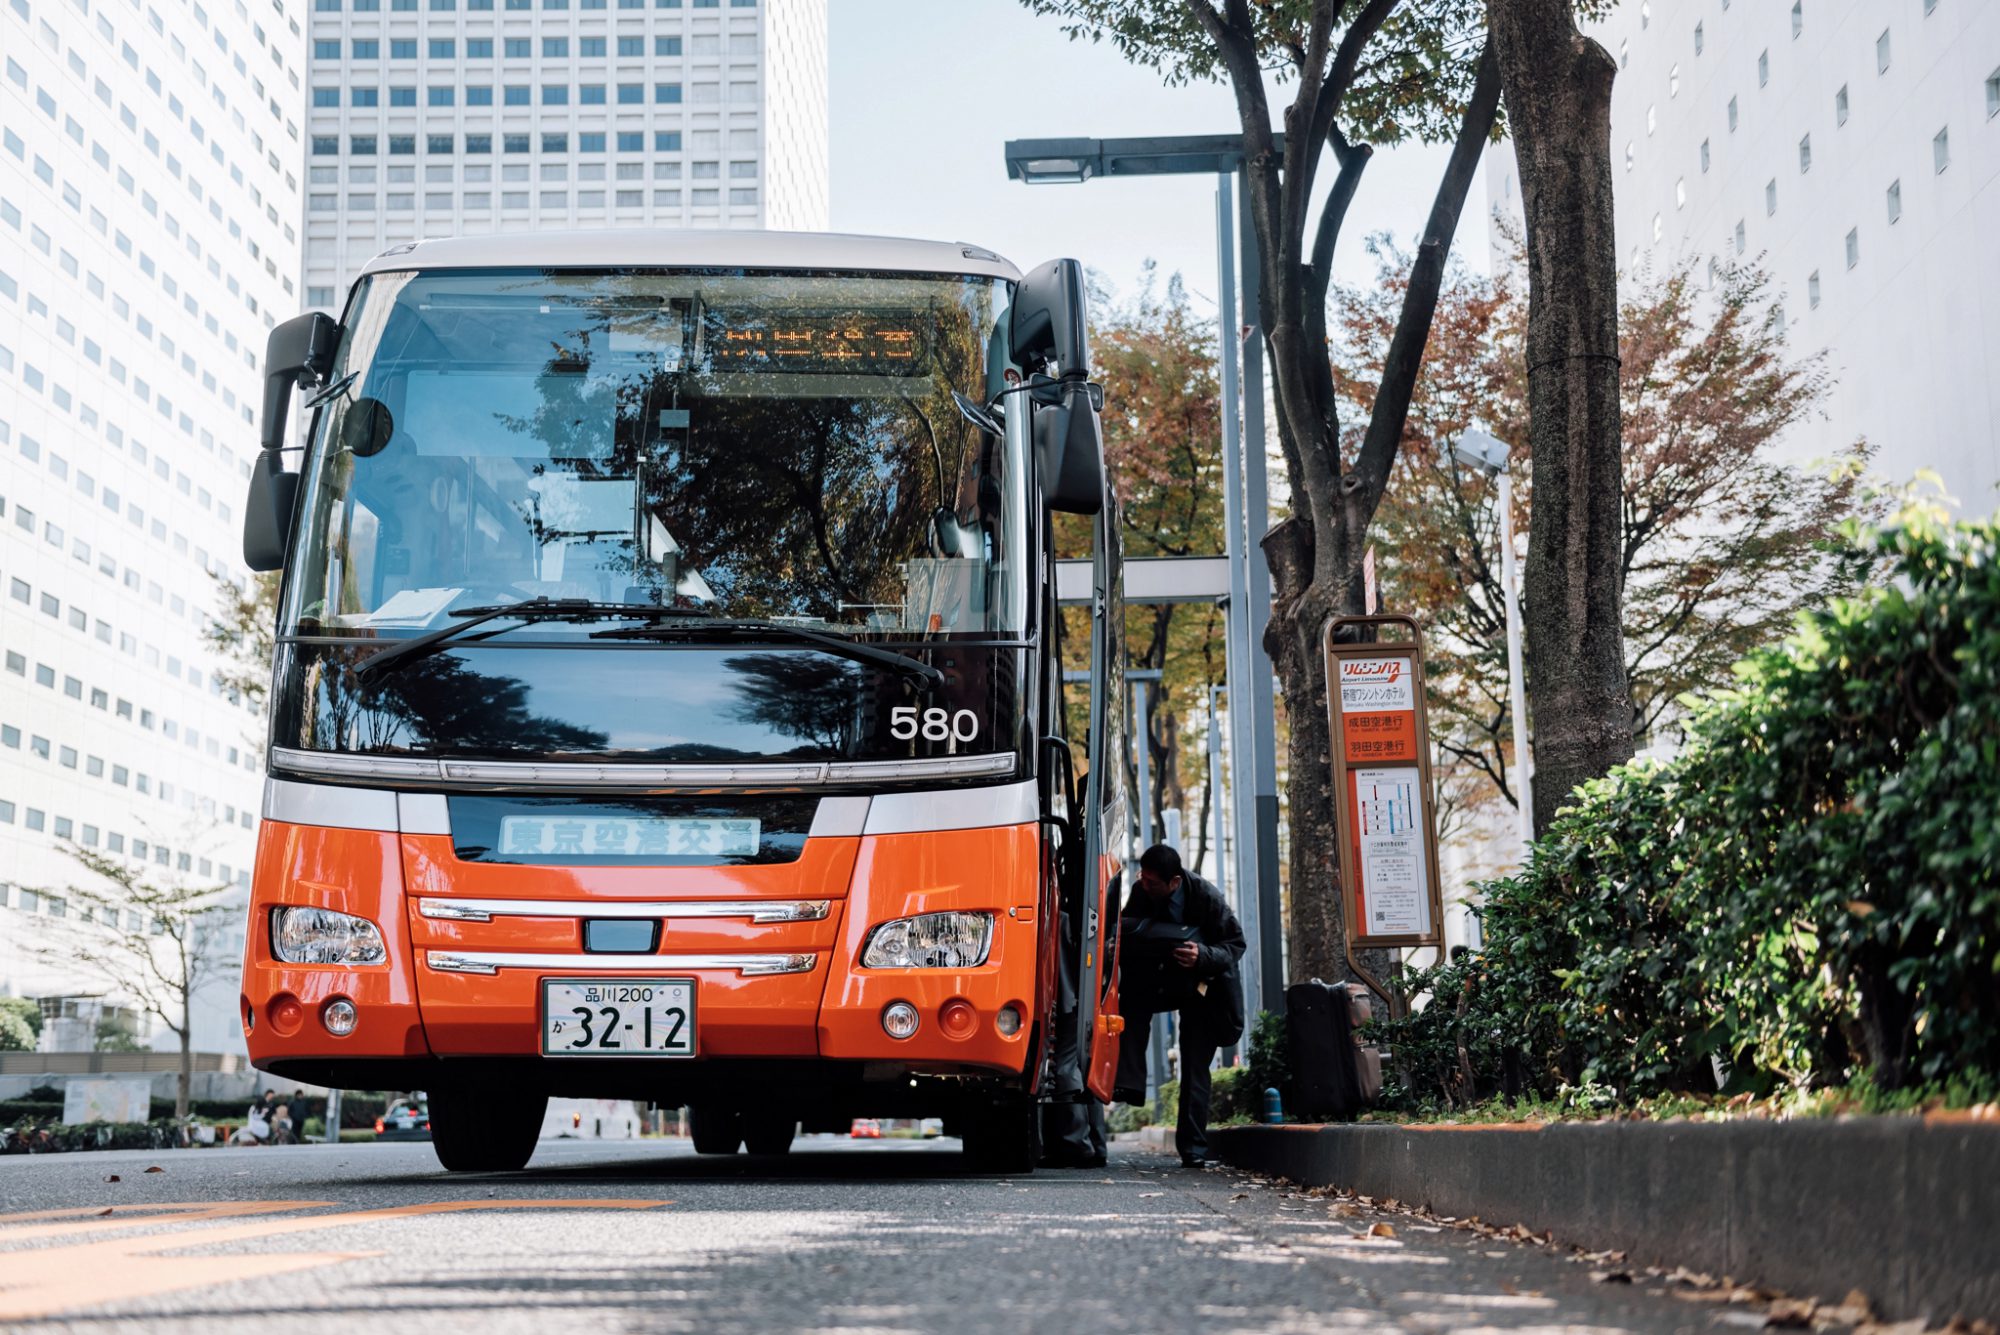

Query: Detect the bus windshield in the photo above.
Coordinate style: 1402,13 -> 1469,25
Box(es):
282,268 -> 1023,641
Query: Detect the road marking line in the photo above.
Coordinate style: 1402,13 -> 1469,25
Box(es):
0,1198 -> 670,1320
0,1201 -> 333,1243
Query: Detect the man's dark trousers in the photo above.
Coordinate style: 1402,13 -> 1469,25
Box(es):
1115,1011 -> 1224,1161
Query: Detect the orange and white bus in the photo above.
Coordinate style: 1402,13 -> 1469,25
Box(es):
235,232 -> 1126,1171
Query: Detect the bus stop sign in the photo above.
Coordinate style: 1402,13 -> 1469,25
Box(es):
1323,615 -> 1445,950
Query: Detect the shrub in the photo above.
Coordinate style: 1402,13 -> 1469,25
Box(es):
1385,513 -> 2000,1108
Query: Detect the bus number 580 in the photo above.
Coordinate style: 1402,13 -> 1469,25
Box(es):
890,707 -> 979,743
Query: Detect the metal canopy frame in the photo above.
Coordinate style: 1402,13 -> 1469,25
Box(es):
1008,136 -> 1288,1018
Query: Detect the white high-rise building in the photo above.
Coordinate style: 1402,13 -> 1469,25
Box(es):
301,0 -> 828,308
1,0 -> 303,1052
1487,0 -> 2000,507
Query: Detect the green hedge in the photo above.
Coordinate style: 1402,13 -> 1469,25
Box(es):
1379,514 -> 2000,1109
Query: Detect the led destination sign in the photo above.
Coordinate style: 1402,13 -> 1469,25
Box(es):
702,310 -> 930,375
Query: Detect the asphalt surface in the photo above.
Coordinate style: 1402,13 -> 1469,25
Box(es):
0,1136 -> 1794,1333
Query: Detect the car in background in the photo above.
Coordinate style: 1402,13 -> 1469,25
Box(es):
849,1118 -> 882,1140
375,1097 -> 431,1141
918,1118 -> 945,1138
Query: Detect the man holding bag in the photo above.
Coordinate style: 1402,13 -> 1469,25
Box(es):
1112,843 -> 1246,1166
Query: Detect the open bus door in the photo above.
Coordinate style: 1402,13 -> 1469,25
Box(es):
1078,491 -> 1126,1102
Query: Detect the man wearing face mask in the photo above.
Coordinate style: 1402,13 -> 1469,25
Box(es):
1112,843 -> 1246,1167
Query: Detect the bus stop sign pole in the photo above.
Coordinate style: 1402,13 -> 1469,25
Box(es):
1322,615 -> 1446,1005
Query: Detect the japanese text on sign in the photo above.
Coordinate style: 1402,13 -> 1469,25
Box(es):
497,816 -> 761,859
1350,766 -> 1431,937
1339,657 -> 1415,712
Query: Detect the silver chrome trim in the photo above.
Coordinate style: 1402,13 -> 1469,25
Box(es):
262,778 -> 398,832
419,897 -> 831,924
270,746 -> 1015,790
424,950 -> 817,977
809,796 -> 870,838
863,780 -> 1040,835
396,793 -> 451,835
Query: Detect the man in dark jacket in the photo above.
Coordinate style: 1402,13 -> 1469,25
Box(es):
1113,843 -> 1246,1166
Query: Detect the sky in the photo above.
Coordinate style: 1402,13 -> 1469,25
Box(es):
827,0 -> 1495,320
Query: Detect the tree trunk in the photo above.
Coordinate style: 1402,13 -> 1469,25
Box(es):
177,1026 -> 192,1122
1489,0 -> 1636,832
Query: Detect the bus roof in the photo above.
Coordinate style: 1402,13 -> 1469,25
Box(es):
354,230 -> 1024,282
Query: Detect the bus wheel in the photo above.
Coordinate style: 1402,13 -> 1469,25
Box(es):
688,1105 -> 743,1155
740,1111 -> 796,1156
429,1082 -> 545,1173
960,1099 -> 1038,1174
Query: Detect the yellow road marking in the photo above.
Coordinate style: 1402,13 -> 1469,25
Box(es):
0,1197 -> 670,1320
0,1201 -> 333,1243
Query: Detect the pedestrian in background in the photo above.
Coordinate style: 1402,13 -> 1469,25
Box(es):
1112,843 -> 1245,1166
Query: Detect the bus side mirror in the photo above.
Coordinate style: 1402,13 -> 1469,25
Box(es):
243,449 -> 300,572
1012,259 -> 1089,377
261,311 -> 339,451
1034,380 -> 1106,515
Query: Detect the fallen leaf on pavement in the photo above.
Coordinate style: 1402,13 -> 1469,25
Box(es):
1762,1298 -> 1816,1328
1139,1192 -> 1163,1198
94,1208 -> 113,1217
1591,1270 -> 1634,1284
1499,1280 -> 1519,1296
1229,1193 -> 1249,1201
104,1175 -> 120,1183
1854,1322 -> 1928,1335
143,1166 -> 164,1174
1368,1222 -> 1396,1238
1820,1290 -> 1874,1325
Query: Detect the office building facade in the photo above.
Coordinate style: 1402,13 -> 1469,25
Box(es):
2,0 -> 302,1050
1487,0 -> 2000,506
301,0 -> 829,308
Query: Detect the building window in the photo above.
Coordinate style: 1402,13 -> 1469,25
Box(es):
656,36 -> 682,55
1845,228 -> 1860,268
1876,29 -> 1891,75
543,36 -> 569,57
505,86 -> 531,106
1675,177 -> 1686,208
618,131 -> 644,152
619,83 -> 644,104
390,134 -> 416,155
1639,1 -> 1650,29
1758,50 -> 1769,87
543,85 -> 570,106
430,134 -> 456,153
467,134 -> 493,153
1886,179 -> 1902,224
1989,69 -> 2000,119
1670,64 -> 1680,97
1799,134 -> 1811,173
1625,141 -> 1635,171
1734,219 -> 1746,255
351,135 -> 377,155
389,87 -> 415,107
1619,39 -> 1628,69
1790,2 -> 1802,38
655,131 -> 682,151
1700,138 -> 1711,172
313,87 -> 340,107
391,39 -> 416,59
581,84 -> 606,104
353,39 -> 378,58
1924,0 -> 1937,12
1694,21 -> 1704,56
1651,213 -> 1663,241
1728,96 -> 1738,131
1933,126 -> 1949,173
1808,270 -> 1821,308
430,38 -> 456,57
1647,104 -> 1657,135
467,86 -> 493,105
543,132 -> 570,152
467,38 -> 492,57
505,38 -> 530,56
656,83 -> 683,103
1836,84 -> 1849,125
505,133 -> 532,153
308,285 -> 335,306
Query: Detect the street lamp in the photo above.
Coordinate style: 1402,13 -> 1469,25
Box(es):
1004,134 -> 1287,1017
1451,428 -> 1534,849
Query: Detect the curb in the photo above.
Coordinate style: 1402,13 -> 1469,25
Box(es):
1210,1118 -> 2000,1325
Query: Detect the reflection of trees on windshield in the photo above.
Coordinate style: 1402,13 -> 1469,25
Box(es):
353,654 -> 610,755
725,652 -> 864,755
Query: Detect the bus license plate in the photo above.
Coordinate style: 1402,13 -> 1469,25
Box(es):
541,979 -> 695,1057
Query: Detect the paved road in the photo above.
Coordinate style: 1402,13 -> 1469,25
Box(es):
0,1137 -> 1767,1333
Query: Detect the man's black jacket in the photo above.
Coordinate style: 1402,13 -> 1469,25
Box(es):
1118,870 -> 1247,1043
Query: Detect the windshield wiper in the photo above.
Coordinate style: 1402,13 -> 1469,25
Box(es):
591,616 -> 946,689
355,598 -> 675,682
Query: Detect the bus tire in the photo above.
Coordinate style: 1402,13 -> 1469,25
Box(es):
429,1082 -> 545,1173
688,1105 -> 743,1155
960,1099 -> 1037,1174
740,1111 -> 796,1156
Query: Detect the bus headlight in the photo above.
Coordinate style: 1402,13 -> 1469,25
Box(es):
861,912 -> 994,969
271,907 -> 387,965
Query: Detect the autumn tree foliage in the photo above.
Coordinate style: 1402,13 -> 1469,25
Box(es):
1026,0 -> 1502,985
1334,249 -> 1874,825
1059,270 -> 1228,863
